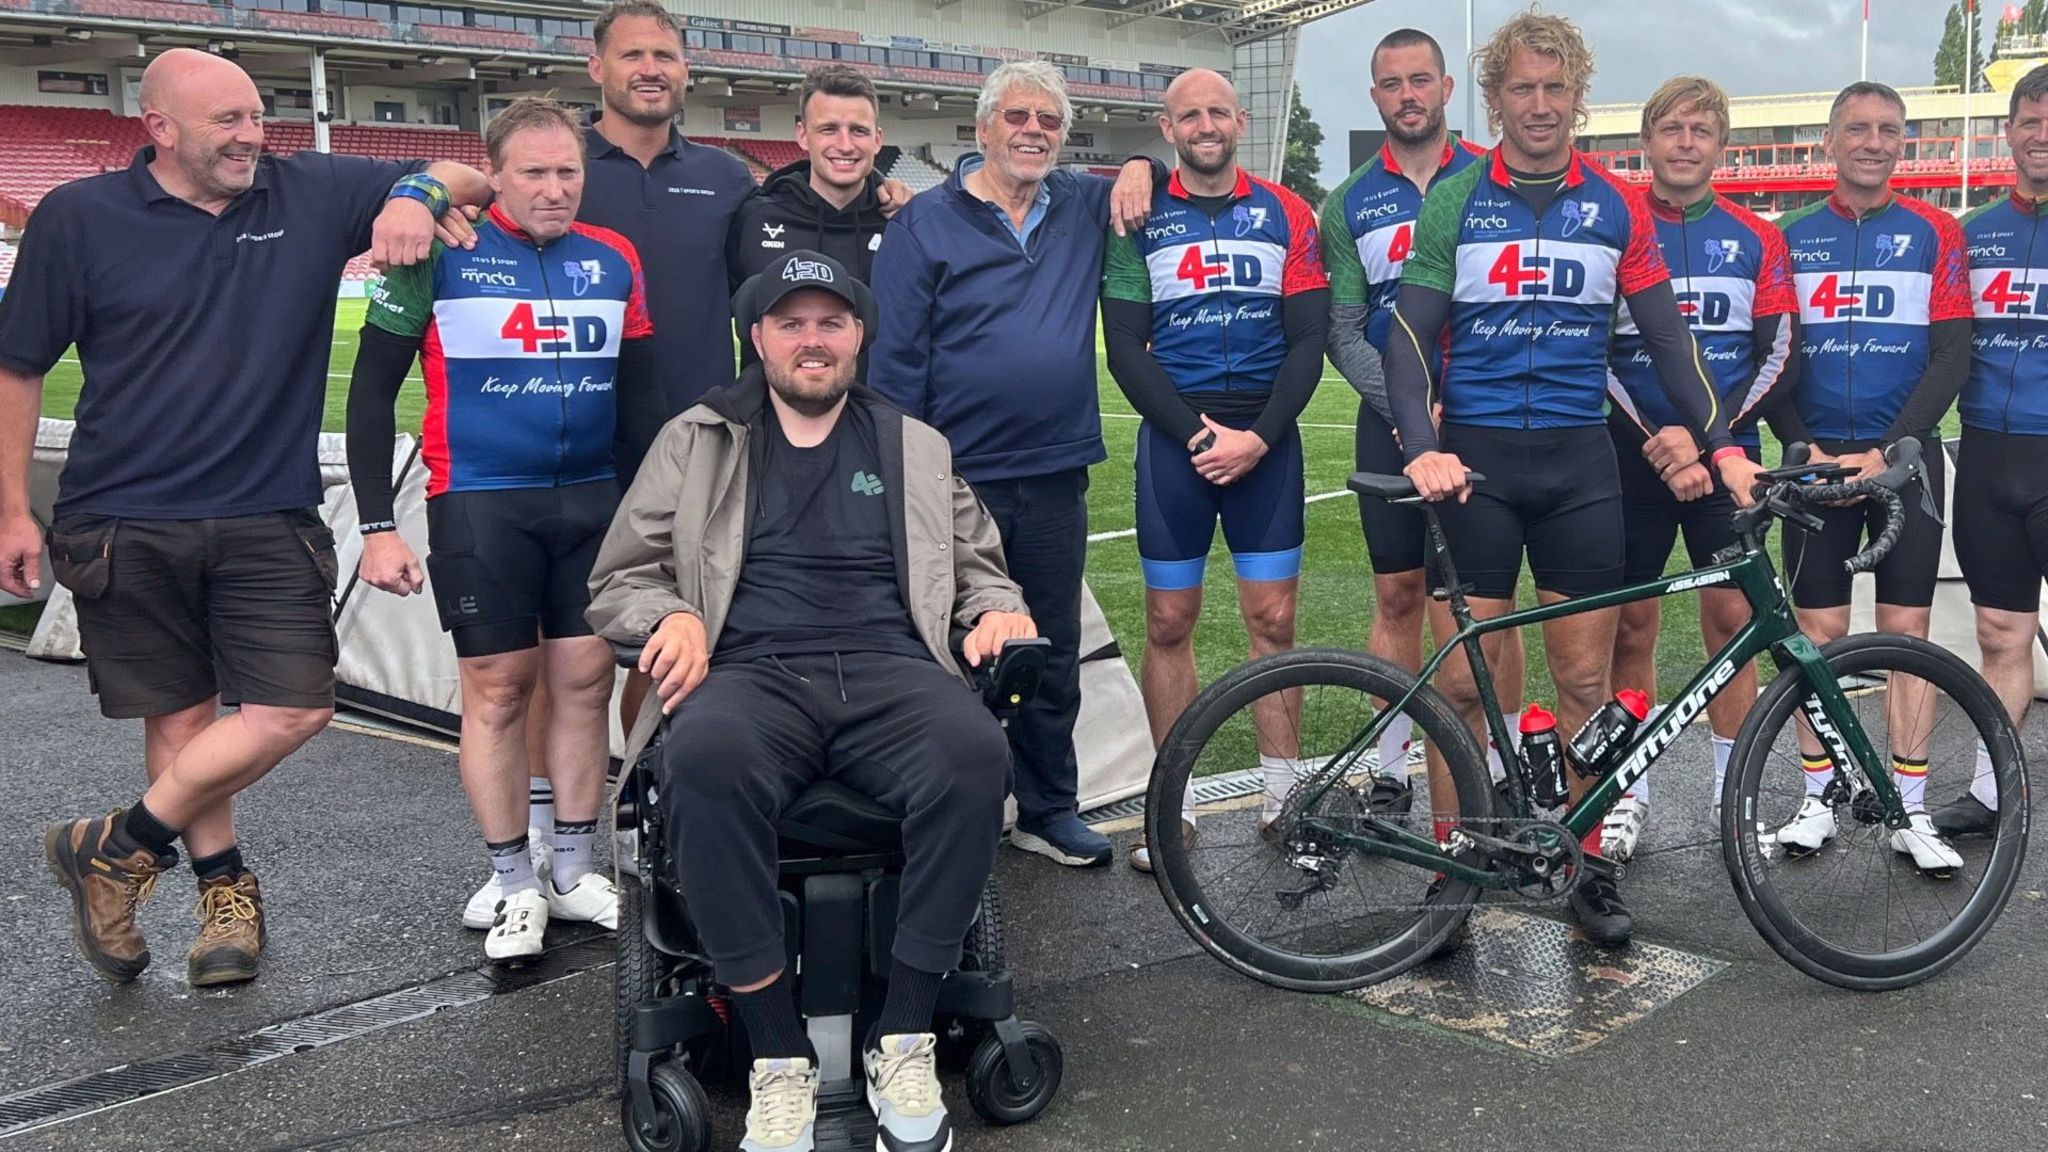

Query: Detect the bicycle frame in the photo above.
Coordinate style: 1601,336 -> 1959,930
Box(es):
1306,505 -> 1906,889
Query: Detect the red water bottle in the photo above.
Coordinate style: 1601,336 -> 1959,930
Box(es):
1520,703 -> 1569,807
1568,689 -> 1651,781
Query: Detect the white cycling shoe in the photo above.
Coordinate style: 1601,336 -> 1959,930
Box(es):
1890,813 -> 1964,878
485,887 -> 549,963
1775,796 -> 1837,857
1598,793 -> 1650,862
462,832 -> 552,930
546,871 -> 621,930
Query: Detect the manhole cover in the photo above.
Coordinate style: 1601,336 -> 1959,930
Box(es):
1344,908 -> 1726,1057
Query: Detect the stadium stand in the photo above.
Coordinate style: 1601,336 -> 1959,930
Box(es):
884,151 -> 947,192
732,137 -> 802,172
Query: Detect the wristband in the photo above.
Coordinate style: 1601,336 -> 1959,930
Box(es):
1709,446 -> 1748,465
388,173 -> 450,220
359,520 -> 399,536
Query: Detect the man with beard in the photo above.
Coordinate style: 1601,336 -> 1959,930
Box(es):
588,249 -> 1033,1152
1321,27 -> 1524,814
1771,83 -> 1970,872
2,46 -> 489,987
728,64 -> 892,372
1942,63 -> 2048,840
1383,7 -> 1761,947
1099,68 -> 1329,872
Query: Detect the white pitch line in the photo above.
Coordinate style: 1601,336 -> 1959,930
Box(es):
1099,410 -> 1355,432
1087,487 -> 1352,543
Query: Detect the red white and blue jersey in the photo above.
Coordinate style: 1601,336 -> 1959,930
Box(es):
368,203 -> 653,496
1400,149 -> 1671,428
1777,193 -> 1971,440
1321,136 -> 1487,354
1608,193 -> 1798,449
1100,169 -> 1327,394
1961,191 -> 2048,434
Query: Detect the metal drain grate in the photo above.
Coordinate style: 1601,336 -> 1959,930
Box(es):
0,935 -> 615,1137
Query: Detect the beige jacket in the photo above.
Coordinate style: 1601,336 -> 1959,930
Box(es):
587,370 -> 1027,764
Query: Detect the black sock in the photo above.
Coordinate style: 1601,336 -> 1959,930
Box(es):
733,973 -> 812,1062
119,801 -> 181,857
876,959 -> 945,1042
190,845 -> 245,881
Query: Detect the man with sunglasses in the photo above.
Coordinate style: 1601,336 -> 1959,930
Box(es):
869,60 -> 1156,869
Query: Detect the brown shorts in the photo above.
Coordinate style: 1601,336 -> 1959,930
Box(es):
46,510 -> 340,719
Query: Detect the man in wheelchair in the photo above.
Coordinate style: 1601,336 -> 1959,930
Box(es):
587,249 -> 1036,1152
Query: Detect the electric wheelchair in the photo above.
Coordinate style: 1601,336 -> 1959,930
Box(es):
612,637 -> 1065,1152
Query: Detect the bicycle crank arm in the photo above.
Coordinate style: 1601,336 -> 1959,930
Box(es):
1309,818 -> 1507,889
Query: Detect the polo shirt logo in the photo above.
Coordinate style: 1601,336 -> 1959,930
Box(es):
1560,200 -> 1600,238
563,258 -> 604,297
235,228 -> 285,243
667,186 -> 716,196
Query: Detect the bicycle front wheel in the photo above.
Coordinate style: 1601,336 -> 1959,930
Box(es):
1722,633 -> 2030,990
1147,648 -> 1494,992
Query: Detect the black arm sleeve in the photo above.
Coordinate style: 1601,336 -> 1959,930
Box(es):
1625,279 -> 1735,453
613,337 -> 667,483
1885,318 -> 1970,442
344,324 -> 422,531
1252,289 -> 1330,446
1102,297 -> 1206,446
1737,311 -> 1802,439
1384,283 -> 1451,461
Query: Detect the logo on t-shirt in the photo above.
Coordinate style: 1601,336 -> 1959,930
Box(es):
850,470 -> 884,496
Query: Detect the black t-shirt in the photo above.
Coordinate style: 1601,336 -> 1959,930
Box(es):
0,148 -> 418,519
714,403 -> 931,665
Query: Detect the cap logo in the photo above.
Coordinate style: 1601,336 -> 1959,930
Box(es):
783,258 -> 834,283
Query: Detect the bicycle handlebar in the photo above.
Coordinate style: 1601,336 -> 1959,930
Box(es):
1759,438 -> 1923,574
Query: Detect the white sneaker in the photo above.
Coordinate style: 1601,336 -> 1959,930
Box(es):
1776,796 -> 1837,857
485,887 -> 548,963
1891,813 -> 1964,877
1598,793 -> 1651,862
865,1034 -> 950,1152
546,871 -> 620,930
461,831 -> 552,930
742,1057 -> 818,1152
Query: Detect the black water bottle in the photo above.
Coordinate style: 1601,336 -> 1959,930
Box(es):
1520,703 -> 1569,807
1568,689 -> 1651,781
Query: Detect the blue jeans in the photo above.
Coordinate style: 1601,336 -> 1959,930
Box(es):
970,467 -> 1088,825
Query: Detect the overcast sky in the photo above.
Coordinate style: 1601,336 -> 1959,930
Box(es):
1296,0 -> 1962,178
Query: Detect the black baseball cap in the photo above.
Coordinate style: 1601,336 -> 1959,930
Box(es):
734,249 -> 876,333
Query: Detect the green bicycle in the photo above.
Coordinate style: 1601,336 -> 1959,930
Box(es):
1146,439 -> 2030,993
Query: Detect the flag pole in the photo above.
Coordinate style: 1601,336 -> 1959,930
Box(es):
1862,0 -> 1870,80
1964,0 -> 1975,209
1466,0 -> 1477,143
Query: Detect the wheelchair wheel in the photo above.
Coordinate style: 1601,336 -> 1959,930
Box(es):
964,1022 -> 1062,1126
617,877 -> 658,1084
960,876 -> 1006,974
1149,648 -> 1491,992
621,1062 -> 712,1152
1723,633 -> 2029,991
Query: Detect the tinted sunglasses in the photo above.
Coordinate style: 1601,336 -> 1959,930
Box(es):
1000,107 -> 1064,132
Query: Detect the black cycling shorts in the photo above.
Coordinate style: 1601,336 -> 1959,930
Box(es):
1435,423 -> 1624,600
1356,399 -> 1425,576
1782,437 -> 1945,610
424,479 -> 620,658
1955,427 -> 2048,613
1614,431 -> 1761,583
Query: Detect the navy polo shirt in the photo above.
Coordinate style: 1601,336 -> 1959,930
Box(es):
579,116 -> 756,413
0,147 -> 418,520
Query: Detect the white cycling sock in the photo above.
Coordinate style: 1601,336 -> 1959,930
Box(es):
1260,755 -> 1309,816
1376,714 -> 1413,778
1485,741 -> 1506,785
1971,742 -> 1999,811
1801,754 -> 1832,798
1892,756 -> 1929,814
528,777 -> 554,834
1711,735 -> 1735,799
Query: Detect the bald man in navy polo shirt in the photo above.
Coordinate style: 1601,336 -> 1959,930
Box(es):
0,48 -> 488,989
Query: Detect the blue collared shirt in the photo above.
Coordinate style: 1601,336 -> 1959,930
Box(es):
960,155 -> 1051,248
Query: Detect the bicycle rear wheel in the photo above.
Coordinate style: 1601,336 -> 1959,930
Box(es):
1147,648 -> 1494,992
1722,633 -> 2029,991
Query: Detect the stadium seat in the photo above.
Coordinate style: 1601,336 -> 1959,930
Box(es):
884,152 -> 948,193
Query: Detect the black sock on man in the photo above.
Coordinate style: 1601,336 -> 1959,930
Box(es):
119,801 -> 181,858
875,958 -> 945,1041
190,845 -> 246,881
733,971 -> 813,1062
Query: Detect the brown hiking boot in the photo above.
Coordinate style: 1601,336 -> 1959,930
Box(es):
188,871 -> 266,987
44,809 -> 172,983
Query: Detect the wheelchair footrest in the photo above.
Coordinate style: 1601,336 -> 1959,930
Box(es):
812,1079 -> 878,1152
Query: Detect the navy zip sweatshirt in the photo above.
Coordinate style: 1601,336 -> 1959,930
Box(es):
867,155 -> 1118,483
